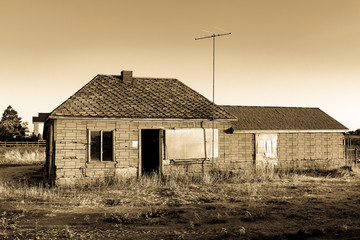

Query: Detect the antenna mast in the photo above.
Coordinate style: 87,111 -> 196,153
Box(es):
195,32 -> 231,166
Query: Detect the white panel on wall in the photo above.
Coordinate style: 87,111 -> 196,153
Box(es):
165,128 -> 218,160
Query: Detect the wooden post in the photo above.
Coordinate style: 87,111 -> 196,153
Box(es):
349,138 -> 352,166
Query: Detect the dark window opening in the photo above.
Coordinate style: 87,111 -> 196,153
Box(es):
103,131 -> 113,161
91,131 -> 101,161
90,131 -> 113,162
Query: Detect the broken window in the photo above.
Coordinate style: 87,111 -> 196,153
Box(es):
164,128 -> 218,160
89,130 -> 113,162
256,134 -> 278,161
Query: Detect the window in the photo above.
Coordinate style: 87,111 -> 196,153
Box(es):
89,130 -> 113,162
165,128 -> 218,160
256,134 -> 278,161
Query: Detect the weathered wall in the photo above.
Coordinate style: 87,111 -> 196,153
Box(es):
49,118 -> 346,184
277,132 -> 345,169
222,133 -> 254,171
228,132 -> 345,170
51,119 -> 234,183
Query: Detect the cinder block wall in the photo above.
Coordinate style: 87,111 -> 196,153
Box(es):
221,133 -> 254,171
50,118 -> 346,183
222,132 -> 345,171
277,132 -> 345,169
52,119 -> 235,182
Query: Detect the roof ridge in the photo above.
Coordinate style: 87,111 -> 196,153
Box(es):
98,74 -> 179,80
133,77 -> 178,80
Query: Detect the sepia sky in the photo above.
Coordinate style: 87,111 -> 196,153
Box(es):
0,0 -> 359,131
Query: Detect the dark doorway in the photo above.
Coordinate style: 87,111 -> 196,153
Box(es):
141,129 -> 161,175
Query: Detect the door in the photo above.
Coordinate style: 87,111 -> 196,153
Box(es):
141,129 -> 161,175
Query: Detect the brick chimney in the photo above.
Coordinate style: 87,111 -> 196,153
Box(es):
121,70 -> 133,84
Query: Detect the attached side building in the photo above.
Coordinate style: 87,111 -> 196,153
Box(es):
44,71 -> 237,185
222,106 -> 348,170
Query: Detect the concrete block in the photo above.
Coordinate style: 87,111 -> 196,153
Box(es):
115,167 -> 138,179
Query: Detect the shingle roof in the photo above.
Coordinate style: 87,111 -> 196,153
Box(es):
221,105 -> 348,131
49,74 -> 235,120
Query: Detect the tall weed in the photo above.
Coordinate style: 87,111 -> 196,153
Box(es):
0,164 -> 355,209
0,147 -> 45,165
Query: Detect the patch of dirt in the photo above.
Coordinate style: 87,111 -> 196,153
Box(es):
0,165 -> 360,239
0,165 -> 44,185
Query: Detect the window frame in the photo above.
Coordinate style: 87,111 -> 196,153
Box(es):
255,133 -> 278,161
88,130 -> 115,162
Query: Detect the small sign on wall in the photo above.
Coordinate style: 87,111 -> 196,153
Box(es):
131,141 -> 138,148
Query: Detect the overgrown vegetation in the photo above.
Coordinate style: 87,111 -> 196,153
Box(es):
0,165 -> 356,207
0,147 -> 45,165
0,160 -> 359,239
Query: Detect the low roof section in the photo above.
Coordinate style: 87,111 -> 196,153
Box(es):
47,71 -> 236,121
33,113 -> 49,123
221,105 -> 348,132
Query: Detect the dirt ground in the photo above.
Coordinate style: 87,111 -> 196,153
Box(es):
1,165 -> 360,239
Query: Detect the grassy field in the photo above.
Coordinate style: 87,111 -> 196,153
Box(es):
0,162 -> 360,239
0,147 -> 45,166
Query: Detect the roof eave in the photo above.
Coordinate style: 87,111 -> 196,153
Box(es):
47,115 -> 237,122
233,129 -> 348,134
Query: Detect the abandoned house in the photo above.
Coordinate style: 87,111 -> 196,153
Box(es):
44,70 -> 348,184
44,71 -> 237,184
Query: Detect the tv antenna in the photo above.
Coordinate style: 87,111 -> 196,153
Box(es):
195,31 -> 231,166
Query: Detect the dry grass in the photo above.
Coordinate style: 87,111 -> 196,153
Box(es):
0,147 -> 45,165
0,164 -> 355,208
1,160 -> 359,239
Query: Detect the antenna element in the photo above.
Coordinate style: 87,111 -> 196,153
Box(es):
195,31 -> 231,167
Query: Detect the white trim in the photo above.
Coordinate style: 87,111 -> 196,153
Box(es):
88,130 -> 115,162
233,129 -> 347,134
203,128 -> 207,160
138,129 -> 142,177
113,129 -> 116,163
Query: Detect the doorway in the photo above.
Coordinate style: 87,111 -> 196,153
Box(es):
141,129 -> 161,175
